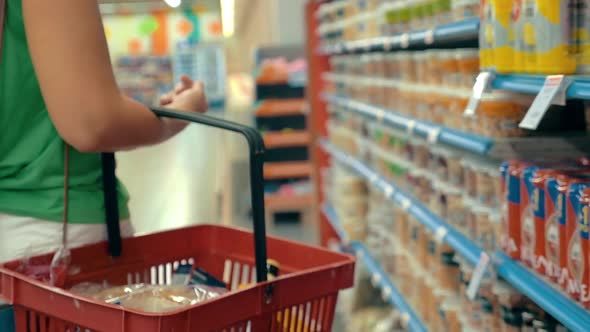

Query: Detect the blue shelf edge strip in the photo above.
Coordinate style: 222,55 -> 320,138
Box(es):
324,93 -> 493,156
350,242 -> 429,332
493,74 -> 590,100
321,140 -> 590,332
321,17 -> 479,54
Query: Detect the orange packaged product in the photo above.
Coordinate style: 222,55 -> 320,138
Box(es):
478,92 -> 527,138
502,161 -> 531,259
439,50 -> 460,86
433,94 -> 451,125
565,181 -> 590,304
448,95 -> 470,131
425,50 -> 442,85
455,49 -> 481,88
544,172 -> 590,290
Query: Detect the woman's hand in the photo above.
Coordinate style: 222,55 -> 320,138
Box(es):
158,76 -> 209,137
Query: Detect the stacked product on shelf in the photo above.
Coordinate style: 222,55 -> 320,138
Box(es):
479,0 -> 590,75
254,46 -> 313,224
326,115 -> 571,331
309,0 -> 590,331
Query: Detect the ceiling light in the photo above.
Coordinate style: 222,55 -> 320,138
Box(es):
220,0 -> 235,37
164,0 -> 181,8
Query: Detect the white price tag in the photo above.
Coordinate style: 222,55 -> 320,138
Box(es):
425,29 -> 434,45
427,127 -> 441,144
400,312 -> 411,328
434,227 -> 448,244
371,273 -> 382,287
406,120 -> 417,135
466,252 -> 491,300
383,37 -> 393,51
400,198 -> 411,211
519,75 -> 571,130
464,72 -> 494,117
381,286 -> 392,302
370,174 -> 378,184
400,33 -> 410,49
384,185 -> 395,198
375,108 -> 385,123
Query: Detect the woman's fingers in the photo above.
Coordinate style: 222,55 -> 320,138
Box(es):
159,92 -> 174,106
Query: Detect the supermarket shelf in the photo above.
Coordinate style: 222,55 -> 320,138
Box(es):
255,99 -> 307,117
321,140 -> 483,265
325,94 -> 590,159
320,17 -> 479,55
321,203 -> 349,243
350,242 -> 428,332
322,140 -> 590,332
264,161 -> 313,180
325,93 -> 492,155
493,74 -> 590,100
264,193 -> 314,210
322,204 -> 426,331
263,131 -> 311,148
495,252 -> 590,332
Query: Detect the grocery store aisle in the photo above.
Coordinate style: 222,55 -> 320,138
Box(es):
117,122 -> 225,234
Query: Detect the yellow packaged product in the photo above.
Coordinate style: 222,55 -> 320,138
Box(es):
480,0 -> 494,70
490,0 -> 515,73
530,0 -> 576,74
575,0 -> 590,74
510,0 -> 526,72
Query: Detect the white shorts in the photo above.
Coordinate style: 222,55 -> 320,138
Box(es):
0,214 -> 135,263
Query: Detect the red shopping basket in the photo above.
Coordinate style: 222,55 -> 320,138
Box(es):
0,109 -> 355,332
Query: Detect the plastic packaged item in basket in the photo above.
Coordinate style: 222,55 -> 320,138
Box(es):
71,283 -> 228,312
14,246 -> 71,288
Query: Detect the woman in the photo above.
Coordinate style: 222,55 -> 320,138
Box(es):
0,0 -> 208,262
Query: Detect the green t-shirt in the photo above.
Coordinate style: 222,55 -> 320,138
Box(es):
0,0 -> 129,223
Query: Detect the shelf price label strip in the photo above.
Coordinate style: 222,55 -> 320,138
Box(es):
324,94 -> 493,155
322,141 -> 590,332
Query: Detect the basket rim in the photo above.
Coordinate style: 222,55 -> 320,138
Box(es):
0,224 -> 356,318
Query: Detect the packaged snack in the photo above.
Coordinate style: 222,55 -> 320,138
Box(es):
520,166 -> 543,266
503,161 -> 531,259
546,175 -> 569,282
565,182 -> 590,303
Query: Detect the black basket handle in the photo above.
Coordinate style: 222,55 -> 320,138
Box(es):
150,107 -> 268,283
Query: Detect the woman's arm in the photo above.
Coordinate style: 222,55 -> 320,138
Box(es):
22,0 -> 205,152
